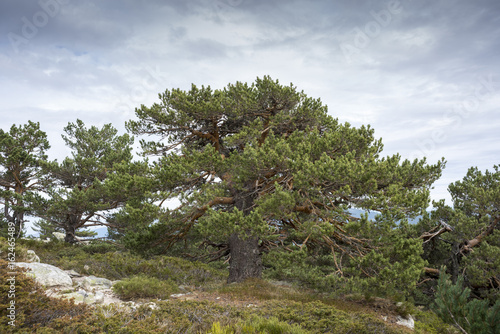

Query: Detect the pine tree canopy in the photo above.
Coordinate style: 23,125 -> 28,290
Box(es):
126,76 -> 445,282
418,164 -> 499,303
31,120 -> 144,243
0,121 -> 50,237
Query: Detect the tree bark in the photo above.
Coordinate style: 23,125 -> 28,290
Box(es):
226,186 -> 262,283
227,232 -> 262,283
424,267 -> 440,276
65,216 -> 79,243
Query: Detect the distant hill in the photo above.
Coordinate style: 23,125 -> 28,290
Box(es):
349,208 -> 422,224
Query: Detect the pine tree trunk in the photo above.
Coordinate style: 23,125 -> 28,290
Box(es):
65,217 -> 78,243
14,211 -> 24,239
227,232 -> 262,283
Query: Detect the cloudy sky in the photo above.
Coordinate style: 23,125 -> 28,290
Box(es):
1,0 -> 499,207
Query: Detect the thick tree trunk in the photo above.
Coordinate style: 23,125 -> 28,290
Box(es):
227,232 -> 262,283
4,202 -> 25,238
226,187 -> 262,283
65,218 -> 78,244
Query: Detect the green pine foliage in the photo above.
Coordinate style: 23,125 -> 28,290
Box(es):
264,213 -> 426,301
29,120 -> 148,243
415,165 -> 499,306
0,121 -> 51,238
433,269 -> 500,334
125,76 -> 444,283
1,78 -> 497,333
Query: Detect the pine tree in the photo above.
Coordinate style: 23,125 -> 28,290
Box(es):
434,268 -> 500,334
417,165 -> 499,303
0,121 -> 50,238
31,120 -> 142,243
126,76 -> 444,282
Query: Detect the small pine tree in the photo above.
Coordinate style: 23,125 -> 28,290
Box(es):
433,268 -> 500,334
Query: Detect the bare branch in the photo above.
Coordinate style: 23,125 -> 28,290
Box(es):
462,216 -> 499,252
424,267 -> 440,276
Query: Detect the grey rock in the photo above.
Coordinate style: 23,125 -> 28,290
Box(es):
95,291 -> 105,304
26,250 -> 40,263
52,232 -> 66,241
62,290 -> 98,304
15,262 -> 73,288
61,291 -> 87,304
64,269 -> 82,277
83,275 -> 113,290
77,289 -> 88,298
396,315 -> 415,330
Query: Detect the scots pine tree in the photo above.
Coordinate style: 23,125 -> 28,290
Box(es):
31,120 -> 142,243
127,76 -> 444,282
434,269 -> 500,334
417,165 -> 499,303
0,121 -> 50,238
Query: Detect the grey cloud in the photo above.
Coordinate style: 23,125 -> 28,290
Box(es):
1,0 -> 499,205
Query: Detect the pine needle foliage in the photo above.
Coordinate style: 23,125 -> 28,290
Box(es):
433,268 -> 500,334
126,76 -> 444,283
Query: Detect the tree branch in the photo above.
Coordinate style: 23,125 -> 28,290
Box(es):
462,216 -> 499,252
424,267 -> 440,276
190,196 -> 234,221
420,225 -> 453,244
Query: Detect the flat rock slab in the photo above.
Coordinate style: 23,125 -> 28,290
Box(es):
60,290 -> 105,305
396,315 -> 415,330
82,275 -> 113,289
64,269 -> 82,277
15,262 -> 73,288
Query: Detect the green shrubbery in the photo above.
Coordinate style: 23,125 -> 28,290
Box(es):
209,315 -> 307,334
433,269 -> 500,334
112,275 -> 179,300
263,233 -> 426,302
255,300 -> 404,334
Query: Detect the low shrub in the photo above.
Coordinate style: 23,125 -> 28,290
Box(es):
255,300 -> 405,334
217,278 -> 319,304
112,275 -> 179,300
80,240 -> 120,254
209,315 -> 307,334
